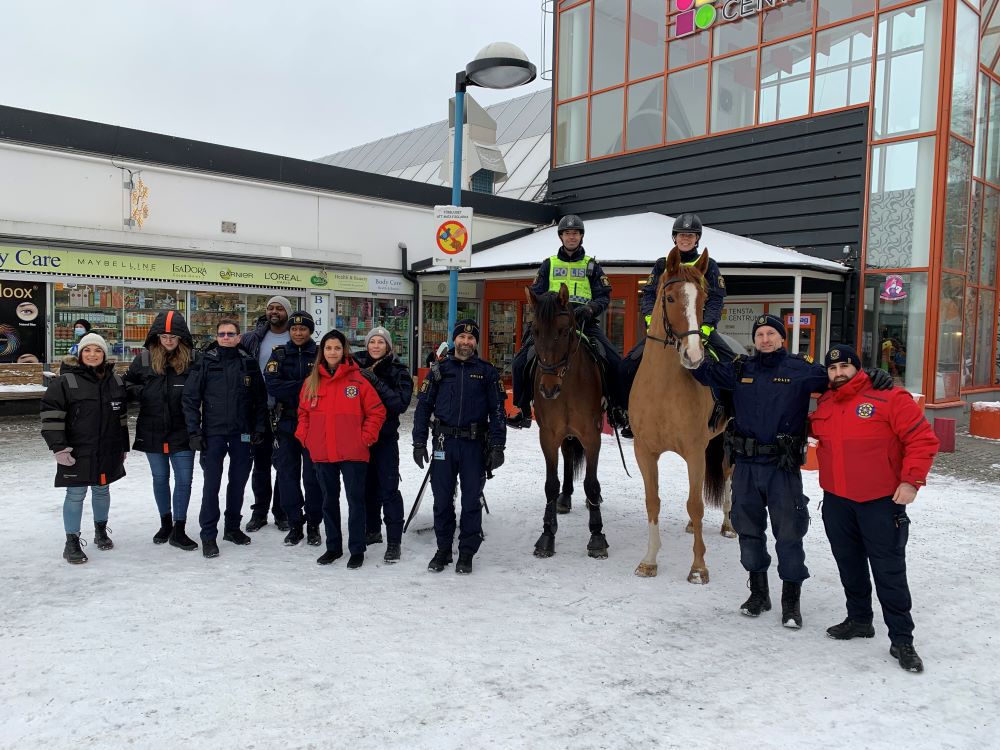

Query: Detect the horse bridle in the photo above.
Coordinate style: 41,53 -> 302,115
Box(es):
646,276 -> 703,348
535,309 -> 583,379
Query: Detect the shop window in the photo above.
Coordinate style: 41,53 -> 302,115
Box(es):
974,75 -> 988,180
488,301 -> 519,380
335,296 -> 374,354
814,19 -> 874,113
951,3 -> 979,141
421,300 -> 480,366
558,2 -> 592,101
761,0 -> 814,43
556,99 -> 588,165
986,79 -> 1000,184
667,64 -> 707,141
713,15 -> 759,56
817,0 -> 875,26
711,50 -> 757,133
866,137 -> 936,269
628,0 -> 666,80
626,77 -> 664,150
667,28 -> 709,69
977,290 -> 996,385
872,0 -> 943,140
373,298 -> 412,368
189,292 -> 246,349
593,0 -> 627,91
969,181 -> 984,284
963,286 -> 978,388
52,285 -> 123,359
943,138 -> 973,272
590,87 -> 625,157
935,273 -> 964,400
862,272 -> 927,393
759,35 -> 812,124
123,288 -> 184,360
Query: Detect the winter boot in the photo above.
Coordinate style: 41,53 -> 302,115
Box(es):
275,514 -> 290,532
826,618 -> 875,640
168,521 -> 198,551
890,643 -> 924,673
284,524 -> 305,546
63,533 -> 88,564
316,548 -> 343,565
506,410 -> 532,429
366,530 -> 384,545
455,552 -> 474,575
223,528 -> 252,545
94,522 -> 114,551
202,539 -> 220,558
740,572 -> 771,617
384,543 -> 401,564
346,553 -> 365,569
306,523 -> 322,546
153,513 -> 173,544
427,548 -> 453,572
245,516 -> 268,533
781,581 -> 802,629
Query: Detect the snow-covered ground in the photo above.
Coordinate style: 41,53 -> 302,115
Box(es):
1,417 -> 997,749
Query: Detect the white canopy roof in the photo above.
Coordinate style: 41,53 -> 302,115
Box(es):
438,212 -> 849,277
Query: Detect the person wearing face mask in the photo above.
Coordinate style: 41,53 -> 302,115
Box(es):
67,319 -> 91,357
412,320 -> 507,575
41,333 -> 129,564
692,316 -> 894,628
124,310 -> 199,551
353,326 -> 414,563
241,295 -> 293,533
809,345 -> 938,674
296,330 -> 386,570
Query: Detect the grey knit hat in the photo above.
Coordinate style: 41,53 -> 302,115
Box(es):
365,326 -> 393,352
266,295 -> 293,315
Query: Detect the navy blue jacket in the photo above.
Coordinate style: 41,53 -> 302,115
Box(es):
692,348 -> 828,456
182,343 -> 268,438
529,245 -> 613,316
640,248 -> 726,326
354,351 -> 413,438
412,353 -> 507,448
263,339 -> 317,434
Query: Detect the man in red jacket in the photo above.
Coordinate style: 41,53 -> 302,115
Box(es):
809,344 -> 939,674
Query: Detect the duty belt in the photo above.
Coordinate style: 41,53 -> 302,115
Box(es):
432,420 -> 488,440
725,430 -> 806,470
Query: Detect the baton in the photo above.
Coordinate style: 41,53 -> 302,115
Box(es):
403,463 -> 433,533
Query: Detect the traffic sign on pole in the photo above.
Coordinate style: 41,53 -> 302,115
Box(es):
433,205 -> 473,267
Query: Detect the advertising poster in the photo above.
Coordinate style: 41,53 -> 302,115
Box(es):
0,279 -> 46,363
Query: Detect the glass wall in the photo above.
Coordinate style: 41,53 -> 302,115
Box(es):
862,273 -> 927,393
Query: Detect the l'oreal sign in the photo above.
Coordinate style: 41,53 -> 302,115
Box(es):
674,0 -> 803,38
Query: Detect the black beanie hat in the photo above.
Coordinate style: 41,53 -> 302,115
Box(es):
824,344 -> 862,370
288,310 -> 315,334
752,313 -> 787,340
319,329 -> 351,361
452,318 -> 480,343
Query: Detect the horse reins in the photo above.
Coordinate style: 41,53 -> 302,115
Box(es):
534,309 -> 583,380
646,276 -> 703,348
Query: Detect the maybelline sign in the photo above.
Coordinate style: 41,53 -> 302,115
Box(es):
675,0 -> 803,37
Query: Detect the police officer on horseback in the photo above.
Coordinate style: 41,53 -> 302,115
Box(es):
622,213 -> 735,435
412,320 -> 507,575
507,215 -> 626,429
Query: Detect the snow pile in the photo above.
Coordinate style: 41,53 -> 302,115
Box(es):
0,418 -> 997,748
971,401 -> 1000,412
0,384 -> 45,394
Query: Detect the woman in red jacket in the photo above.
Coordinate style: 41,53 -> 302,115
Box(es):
296,330 -> 385,569
809,345 -> 939,674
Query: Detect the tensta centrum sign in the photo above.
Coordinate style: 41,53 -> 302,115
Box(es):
674,0 -> 803,37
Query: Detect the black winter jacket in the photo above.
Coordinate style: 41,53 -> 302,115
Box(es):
182,343 -> 268,438
40,360 -> 129,487
124,310 -> 196,453
354,351 -> 413,438
263,339 -> 317,434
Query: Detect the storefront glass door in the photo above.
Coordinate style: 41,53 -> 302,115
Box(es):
374,298 -> 412,368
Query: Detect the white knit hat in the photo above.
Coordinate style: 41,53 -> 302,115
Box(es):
365,326 -> 393,352
77,332 -> 109,360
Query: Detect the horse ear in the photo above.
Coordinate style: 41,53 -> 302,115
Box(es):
665,247 -> 681,275
558,283 -> 569,307
694,249 -> 710,274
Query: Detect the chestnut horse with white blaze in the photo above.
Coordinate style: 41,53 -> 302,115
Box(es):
629,247 -> 732,583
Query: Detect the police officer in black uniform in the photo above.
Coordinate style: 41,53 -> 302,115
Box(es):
621,213 -> 734,434
692,314 -> 893,628
412,320 -> 507,575
264,311 -> 323,547
507,214 -> 626,429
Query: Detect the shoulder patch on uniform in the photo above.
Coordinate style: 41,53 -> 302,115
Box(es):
718,275 -> 726,288
600,275 -> 611,288
265,360 -> 279,373
419,379 -> 430,394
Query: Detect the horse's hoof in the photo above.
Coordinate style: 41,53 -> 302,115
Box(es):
635,562 -> 658,577
587,533 -> 608,558
534,547 -> 555,558
720,526 -> 737,539
556,494 -> 572,514
588,548 -> 609,559
534,533 -> 555,557
685,521 -> 694,534
688,569 -> 710,585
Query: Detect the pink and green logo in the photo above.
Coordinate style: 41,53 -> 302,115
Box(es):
675,0 -> 718,37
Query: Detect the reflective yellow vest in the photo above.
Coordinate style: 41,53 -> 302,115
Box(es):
548,255 -> 593,304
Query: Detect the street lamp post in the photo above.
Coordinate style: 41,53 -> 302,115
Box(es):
447,42 -> 536,344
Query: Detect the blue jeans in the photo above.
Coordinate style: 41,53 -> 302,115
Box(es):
63,485 -> 111,534
314,461 -> 368,555
199,434 -> 253,540
145,451 -> 195,521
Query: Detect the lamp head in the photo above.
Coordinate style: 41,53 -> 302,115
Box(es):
465,42 -> 537,89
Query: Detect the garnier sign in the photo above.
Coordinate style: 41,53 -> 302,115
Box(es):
675,0 -> 803,37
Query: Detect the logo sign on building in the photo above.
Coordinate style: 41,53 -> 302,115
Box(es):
433,206 -> 473,268
880,275 -> 907,301
0,279 -> 46,363
718,303 -> 765,353
674,0 -> 803,38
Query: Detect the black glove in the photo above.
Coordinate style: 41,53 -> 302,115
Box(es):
573,303 -> 595,324
864,367 -> 894,390
188,435 -> 203,452
413,444 -> 428,469
250,432 -> 265,445
358,368 -> 377,385
486,445 -> 505,471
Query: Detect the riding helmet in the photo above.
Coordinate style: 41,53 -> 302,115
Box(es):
557,214 -> 585,236
672,213 -> 703,236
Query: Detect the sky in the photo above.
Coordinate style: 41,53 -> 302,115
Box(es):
0,1 -> 552,161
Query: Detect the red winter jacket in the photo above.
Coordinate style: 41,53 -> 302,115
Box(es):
295,360 -> 386,463
808,371 -> 939,502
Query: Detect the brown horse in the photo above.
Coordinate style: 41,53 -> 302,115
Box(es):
526,284 -> 609,559
629,247 -> 732,583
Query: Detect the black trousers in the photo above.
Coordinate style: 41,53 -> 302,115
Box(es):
250,424 -> 284,521
822,492 -> 914,645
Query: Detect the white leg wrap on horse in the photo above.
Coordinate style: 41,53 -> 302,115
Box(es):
643,521 -> 661,565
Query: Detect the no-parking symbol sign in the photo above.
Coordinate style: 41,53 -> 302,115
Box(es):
433,205 -> 473,267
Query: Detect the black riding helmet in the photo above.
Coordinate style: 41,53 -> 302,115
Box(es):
557,214 -> 585,236
672,213 -> 703,237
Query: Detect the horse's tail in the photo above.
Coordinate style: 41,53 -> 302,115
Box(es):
564,437 -> 585,481
703,433 -> 726,508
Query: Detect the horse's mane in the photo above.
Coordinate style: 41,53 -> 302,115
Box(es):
533,291 -> 567,325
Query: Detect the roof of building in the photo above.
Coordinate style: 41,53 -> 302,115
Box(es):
315,89 -> 553,202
